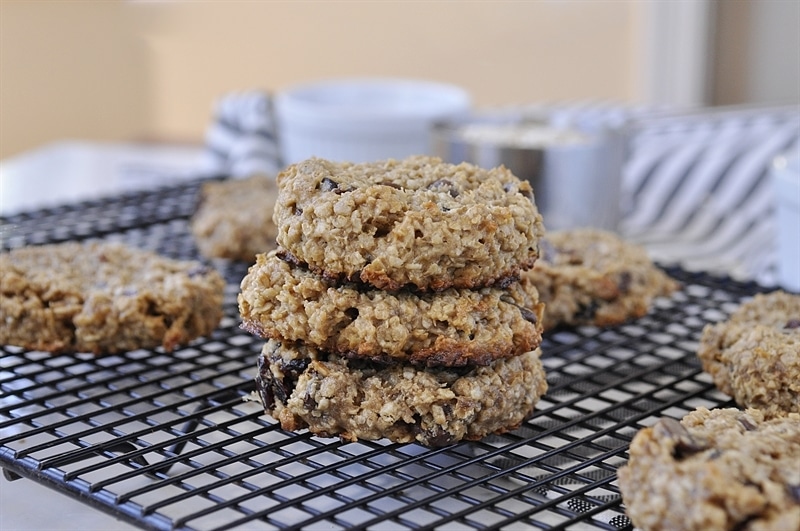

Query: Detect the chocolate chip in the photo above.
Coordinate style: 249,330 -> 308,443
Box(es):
495,275 -> 517,289
784,319 -> 800,329
256,356 -> 275,411
320,177 -> 340,192
520,306 -> 539,324
525,189 -> 535,202
427,178 -> 459,198
303,391 -> 317,410
576,301 -> 599,321
272,378 -> 288,403
656,417 -> 708,458
789,484 -> 800,503
380,180 -> 402,190
257,384 -> 274,412
732,516 -> 758,531
421,425 -> 455,447
618,271 -> 632,294
276,249 -> 303,267
282,357 -> 310,375
738,416 -> 758,431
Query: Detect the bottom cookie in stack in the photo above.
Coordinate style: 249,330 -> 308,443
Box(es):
255,339 -> 548,447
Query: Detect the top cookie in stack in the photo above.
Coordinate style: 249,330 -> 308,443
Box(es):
239,156 -> 548,446
272,156 -> 545,291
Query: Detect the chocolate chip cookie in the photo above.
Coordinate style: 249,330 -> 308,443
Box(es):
255,339 -> 549,447
238,250 -> 544,366
522,228 -> 678,330
617,407 -> 800,531
190,174 -> 278,261
273,156 -> 545,291
0,242 -> 225,354
697,290 -> 800,418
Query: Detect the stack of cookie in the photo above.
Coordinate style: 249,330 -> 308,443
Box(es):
238,156 -> 549,446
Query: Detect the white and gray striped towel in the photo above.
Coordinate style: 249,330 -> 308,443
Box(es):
203,90 -> 282,178
620,106 -> 800,286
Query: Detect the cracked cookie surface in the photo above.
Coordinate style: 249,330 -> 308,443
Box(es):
273,156 -> 545,291
255,339 -> 548,447
1,242 -> 225,354
617,407 -> 800,531
522,228 -> 678,330
238,250 -> 544,366
697,290 -> 800,418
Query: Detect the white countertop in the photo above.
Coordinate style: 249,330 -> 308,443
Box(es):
1,140 -> 210,217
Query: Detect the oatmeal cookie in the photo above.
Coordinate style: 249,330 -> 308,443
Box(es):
697,290 -> 800,418
522,228 -> 678,330
238,250 -> 544,366
255,339 -> 548,446
273,156 -> 545,291
617,407 -> 800,531
190,175 -> 278,261
0,242 -> 225,354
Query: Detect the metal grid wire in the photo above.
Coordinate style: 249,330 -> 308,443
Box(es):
0,180 -> 765,530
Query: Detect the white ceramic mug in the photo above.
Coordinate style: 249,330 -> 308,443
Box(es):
274,78 -> 471,165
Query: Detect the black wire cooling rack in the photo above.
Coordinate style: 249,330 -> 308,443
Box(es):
0,180 -> 767,531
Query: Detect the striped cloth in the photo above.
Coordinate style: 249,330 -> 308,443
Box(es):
203,90 -> 282,178
620,106 -> 800,286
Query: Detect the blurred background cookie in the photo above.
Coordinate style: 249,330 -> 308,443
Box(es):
0,241 -> 225,354
697,290 -> 800,418
523,228 -> 678,330
190,174 -> 278,262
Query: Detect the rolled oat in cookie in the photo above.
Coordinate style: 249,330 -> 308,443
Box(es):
617,407 -> 800,531
273,156 -> 545,292
190,174 -> 278,262
255,339 -> 549,447
0,242 -> 225,354
238,250 -> 544,366
522,228 -> 678,330
697,290 -> 800,418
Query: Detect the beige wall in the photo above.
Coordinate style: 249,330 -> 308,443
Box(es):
1,1 -> 642,159
1,2 -> 153,158
711,0 -> 800,107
